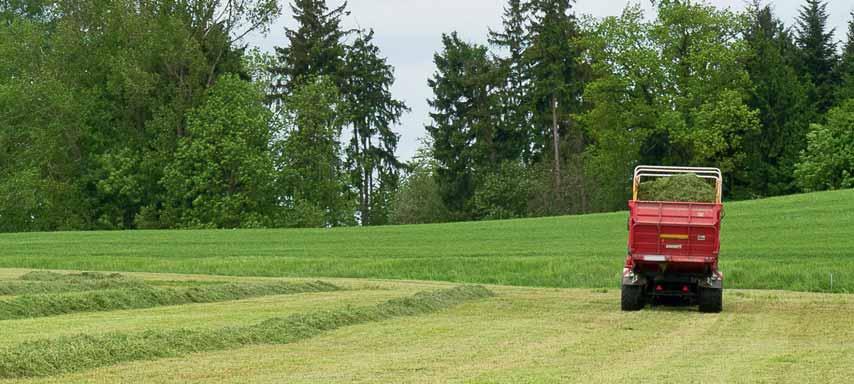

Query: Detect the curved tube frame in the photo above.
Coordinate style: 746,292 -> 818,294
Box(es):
632,165 -> 723,204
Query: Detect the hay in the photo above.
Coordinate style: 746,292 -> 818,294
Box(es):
0,285 -> 494,378
0,272 -> 146,296
18,271 -> 126,281
0,281 -> 341,320
637,173 -> 716,203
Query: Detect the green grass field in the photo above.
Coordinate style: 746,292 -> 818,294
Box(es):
0,189 -> 852,292
1,191 -> 853,382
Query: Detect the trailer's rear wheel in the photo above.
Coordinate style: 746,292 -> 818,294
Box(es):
698,287 -> 722,313
621,284 -> 644,311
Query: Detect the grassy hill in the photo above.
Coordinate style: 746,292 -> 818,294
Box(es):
0,189 -> 852,292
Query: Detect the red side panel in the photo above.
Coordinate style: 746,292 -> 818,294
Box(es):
627,201 -> 722,273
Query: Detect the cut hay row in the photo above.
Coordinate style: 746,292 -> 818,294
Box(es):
0,279 -> 149,296
0,271 -> 149,296
0,285 -> 494,378
0,280 -> 341,320
17,271 -> 127,281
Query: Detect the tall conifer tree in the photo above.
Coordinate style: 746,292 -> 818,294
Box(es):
741,3 -> 812,196
524,0 -> 587,212
838,12 -> 854,101
426,33 -> 501,219
488,0 -> 532,164
795,0 -> 838,114
341,30 -> 408,225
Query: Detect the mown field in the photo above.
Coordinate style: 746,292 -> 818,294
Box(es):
0,269 -> 851,383
0,189 -> 852,292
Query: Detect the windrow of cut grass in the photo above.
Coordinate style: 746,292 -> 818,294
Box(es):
0,285 -> 494,378
0,280 -> 341,320
0,272 -> 148,296
17,271 -> 126,281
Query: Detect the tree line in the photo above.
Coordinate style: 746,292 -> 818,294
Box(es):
1,0 -> 406,231
1,0 -> 853,232
395,0 -> 854,223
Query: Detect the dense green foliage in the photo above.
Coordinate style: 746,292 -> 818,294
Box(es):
839,13 -> 854,101
0,285 -> 493,378
0,189 -> 852,292
389,149 -> 450,225
269,1 -> 407,226
740,3 -> 812,197
416,0 -> 854,222
0,0 -> 409,231
161,75 -> 278,228
795,99 -> 854,190
277,77 -> 353,227
2,0 -> 854,231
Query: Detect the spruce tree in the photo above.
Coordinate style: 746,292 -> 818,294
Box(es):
838,12 -> 854,101
524,0 -> 587,212
795,0 -> 838,114
270,0 -> 349,99
488,0 -> 532,164
741,3 -> 812,196
341,29 -> 408,225
426,33 -> 501,219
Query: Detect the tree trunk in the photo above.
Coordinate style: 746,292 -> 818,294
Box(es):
551,95 -> 561,202
366,135 -> 374,225
360,131 -> 370,226
355,126 -> 368,226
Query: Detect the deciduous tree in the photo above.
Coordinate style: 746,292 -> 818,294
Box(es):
161,75 -> 277,229
795,99 -> 854,190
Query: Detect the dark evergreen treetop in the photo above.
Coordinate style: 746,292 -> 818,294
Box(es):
426,32 -> 499,217
489,0 -> 530,61
846,12 -> 854,59
795,0 -> 838,113
838,12 -> 854,101
488,0 -> 533,164
740,2 -> 812,197
271,0 -> 349,97
523,0 -> 587,159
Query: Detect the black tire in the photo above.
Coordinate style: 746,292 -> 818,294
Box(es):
698,287 -> 723,313
621,284 -> 644,311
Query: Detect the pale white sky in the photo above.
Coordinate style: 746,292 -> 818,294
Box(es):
247,0 -> 854,161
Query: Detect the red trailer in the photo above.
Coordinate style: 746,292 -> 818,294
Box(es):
621,166 -> 724,312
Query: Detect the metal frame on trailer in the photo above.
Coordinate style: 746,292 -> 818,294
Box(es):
631,166 -> 723,204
